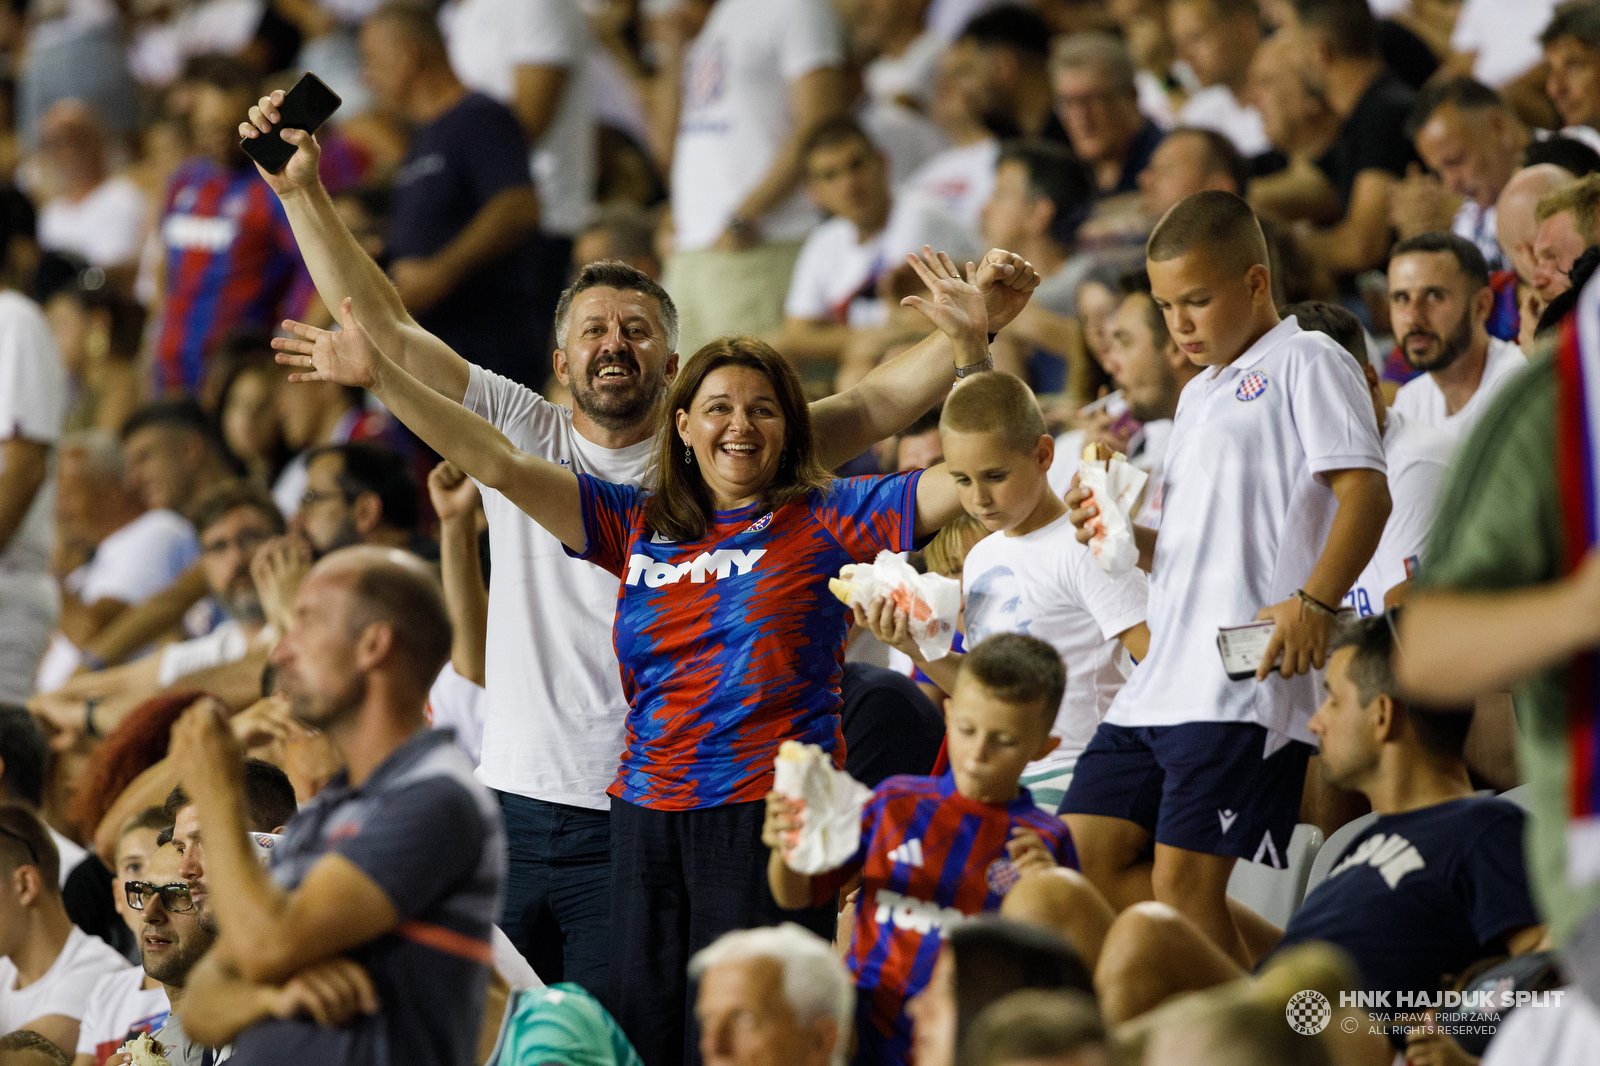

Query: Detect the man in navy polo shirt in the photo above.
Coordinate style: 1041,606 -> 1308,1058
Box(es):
167,546 -> 505,1066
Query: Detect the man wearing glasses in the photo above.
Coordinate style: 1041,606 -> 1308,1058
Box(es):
28,481 -> 287,748
0,805 -> 129,1056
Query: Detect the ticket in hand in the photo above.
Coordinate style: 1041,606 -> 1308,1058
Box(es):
1217,621 -> 1278,680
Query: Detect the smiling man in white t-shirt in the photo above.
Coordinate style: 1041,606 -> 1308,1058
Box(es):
1388,232 -> 1527,441
241,91 -> 1041,1026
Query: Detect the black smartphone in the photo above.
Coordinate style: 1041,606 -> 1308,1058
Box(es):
241,73 -> 342,174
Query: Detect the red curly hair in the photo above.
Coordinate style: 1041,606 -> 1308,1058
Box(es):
68,690 -> 203,842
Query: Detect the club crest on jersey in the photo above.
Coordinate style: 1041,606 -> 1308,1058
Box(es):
743,512 -> 773,535
986,856 -> 1021,895
1235,370 -> 1269,401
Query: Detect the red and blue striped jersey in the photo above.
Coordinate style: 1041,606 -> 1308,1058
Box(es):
154,158 -> 313,394
570,471 -> 922,810
812,771 -> 1077,1066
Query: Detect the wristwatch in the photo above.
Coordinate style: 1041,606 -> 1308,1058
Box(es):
954,356 -> 995,379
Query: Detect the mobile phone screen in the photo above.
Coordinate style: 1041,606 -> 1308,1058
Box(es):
241,73 -> 343,174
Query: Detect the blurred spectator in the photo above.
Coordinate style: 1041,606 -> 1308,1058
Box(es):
1496,162 -> 1576,288
960,989 -> 1108,1066
945,8 -> 1070,148
1243,32 -> 1342,226
1050,33 -> 1163,196
271,371 -> 404,521
17,0 -> 138,146
0,258 -> 66,707
1542,1 -> 1600,132
1532,170 -> 1600,300
0,804 -> 129,1058
440,0 -> 599,354
860,0 -> 942,112
215,358 -> 291,490
1291,0 -> 1419,276
1451,0 -> 1561,92
0,708 -> 88,892
34,102 -> 147,277
150,56 -> 313,397
658,0 -> 850,355
895,406 -> 944,471
777,119 -> 977,364
34,431 -> 198,693
293,442 -> 430,559
1137,127 -> 1248,222
1395,78 -> 1530,269
688,925 -> 853,1066
363,3 -> 547,389
40,262 -> 143,436
1168,0 -> 1269,157
1142,999 -> 1331,1066
119,401 -> 234,519
838,661 -> 945,787
574,205 -> 663,279
902,48 -> 1002,233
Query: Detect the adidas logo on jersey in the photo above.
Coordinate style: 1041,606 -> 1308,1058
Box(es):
887,839 -> 923,867
625,549 -> 766,587
872,889 -> 965,937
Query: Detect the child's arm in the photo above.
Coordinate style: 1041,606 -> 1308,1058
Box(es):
1066,484 -> 1159,573
854,598 -> 963,696
1255,467 -> 1391,680
762,791 -> 816,910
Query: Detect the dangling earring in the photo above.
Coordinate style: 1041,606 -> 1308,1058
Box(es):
683,446 -> 692,465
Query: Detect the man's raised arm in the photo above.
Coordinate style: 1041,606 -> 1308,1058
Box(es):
239,91 -> 471,402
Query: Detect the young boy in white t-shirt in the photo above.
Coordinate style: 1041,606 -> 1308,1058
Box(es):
1061,191 -> 1391,967
858,372 -> 1150,814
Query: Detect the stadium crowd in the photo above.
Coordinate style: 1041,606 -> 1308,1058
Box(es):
1,0 -> 1600,1064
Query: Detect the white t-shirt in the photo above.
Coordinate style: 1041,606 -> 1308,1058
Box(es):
1390,337 -> 1527,441
37,176 -> 148,269
35,509 -> 199,692
860,101 -> 950,190
440,0 -> 596,238
1344,410 -> 1453,618
902,138 -> 999,234
1176,85 -> 1270,157
0,289 -> 66,578
670,0 -> 845,251
156,619 -> 262,688
962,512 -> 1149,769
1480,986 -> 1600,1066
75,967 -> 169,1062
785,192 -> 979,327
0,926 -> 130,1032
427,661 -> 487,766
464,365 -> 654,809
48,828 -> 85,890
1107,317 -> 1386,743
1451,0 -> 1559,88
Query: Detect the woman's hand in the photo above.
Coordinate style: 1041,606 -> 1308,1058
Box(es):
274,298 -> 385,390
428,461 -> 481,523
251,534 -> 312,634
900,247 -> 989,353
852,596 -> 919,660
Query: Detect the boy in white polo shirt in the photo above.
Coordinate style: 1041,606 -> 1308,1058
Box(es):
1061,191 -> 1391,966
858,372 -> 1151,814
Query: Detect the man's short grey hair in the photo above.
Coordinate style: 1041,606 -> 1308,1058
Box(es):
60,429 -> 124,482
689,923 -> 854,1066
552,259 -> 680,354
1050,32 -> 1138,95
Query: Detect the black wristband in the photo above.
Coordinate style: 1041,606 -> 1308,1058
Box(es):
1296,589 -> 1339,617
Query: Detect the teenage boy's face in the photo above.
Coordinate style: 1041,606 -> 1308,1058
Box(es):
944,673 -> 1059,804
1148,251 -> 1270,367
941,429 -> 1052,534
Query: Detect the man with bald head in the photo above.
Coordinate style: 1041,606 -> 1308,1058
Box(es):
1496,164 -> 1574,287
167,546 -> 505,1066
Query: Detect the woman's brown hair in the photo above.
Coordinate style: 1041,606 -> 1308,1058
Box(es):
644,336 -> 831,542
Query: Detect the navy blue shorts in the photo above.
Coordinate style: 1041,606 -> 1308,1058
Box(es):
1059,721 -> 1313,868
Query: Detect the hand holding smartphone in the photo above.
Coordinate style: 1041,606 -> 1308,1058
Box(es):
241,73 -> 342,174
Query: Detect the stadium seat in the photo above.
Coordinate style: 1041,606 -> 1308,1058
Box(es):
1500,783 -> 1535,811
1226,822 -> 1324,929
1302,811 -> 1380,902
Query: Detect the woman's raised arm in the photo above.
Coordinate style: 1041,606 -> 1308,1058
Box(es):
275,298 -> 586,552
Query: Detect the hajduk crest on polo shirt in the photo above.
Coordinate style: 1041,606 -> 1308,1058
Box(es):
1236,370 -> 1270,401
